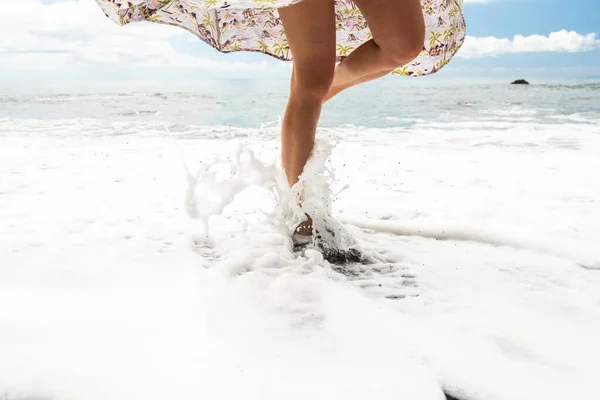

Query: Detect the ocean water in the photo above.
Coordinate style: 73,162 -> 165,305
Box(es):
3,79 -> 599,128
1,78 -> 600,400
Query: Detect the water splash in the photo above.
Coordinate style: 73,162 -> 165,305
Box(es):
288,140 -> 361,261
177,133 -> 360,260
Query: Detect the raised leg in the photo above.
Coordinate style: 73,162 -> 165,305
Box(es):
323,0 -> 426,103
278,0 -> 336,187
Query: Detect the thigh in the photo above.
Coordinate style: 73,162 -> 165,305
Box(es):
278,0 -> 336,72
352,0 -> 425,49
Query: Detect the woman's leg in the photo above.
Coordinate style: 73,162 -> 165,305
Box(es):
278,0 -> 336,187
323,0 -> 426,103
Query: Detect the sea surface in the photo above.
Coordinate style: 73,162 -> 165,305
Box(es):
2,79 -> 599,129
1,78 -> 599,400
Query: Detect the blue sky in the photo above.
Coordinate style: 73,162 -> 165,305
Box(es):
466,0 -> 598,36
457,0 -> 599,73
0,0 -> 598,88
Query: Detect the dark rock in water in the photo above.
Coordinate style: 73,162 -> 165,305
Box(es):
322,247 -> 363,266
511,79 -> 530,85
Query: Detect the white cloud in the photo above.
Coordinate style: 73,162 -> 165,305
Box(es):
0,0 -> 267,72
460,30 -> 600,58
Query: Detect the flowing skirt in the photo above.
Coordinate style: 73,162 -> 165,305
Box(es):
95,0 -> 466,76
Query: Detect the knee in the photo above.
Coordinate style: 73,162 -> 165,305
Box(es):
291,62 -> 335,101
378,23 -> 426,68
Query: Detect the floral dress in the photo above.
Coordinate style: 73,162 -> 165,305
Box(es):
95,0 -> 466,76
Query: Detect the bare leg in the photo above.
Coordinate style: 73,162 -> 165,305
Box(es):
278,0 -> 336,187
323,0 -> 426,103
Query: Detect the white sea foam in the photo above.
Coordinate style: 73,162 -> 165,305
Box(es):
1,97 -> 600,400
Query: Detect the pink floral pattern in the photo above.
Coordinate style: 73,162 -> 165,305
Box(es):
95,0 -> 466,76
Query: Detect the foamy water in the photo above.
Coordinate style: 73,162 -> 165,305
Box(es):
1,80 -> 599,400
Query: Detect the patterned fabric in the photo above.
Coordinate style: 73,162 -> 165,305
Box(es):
95,0 -> 466,76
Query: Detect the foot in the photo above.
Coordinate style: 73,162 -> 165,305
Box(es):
292,213 -> 313,248
292,214 -> 363,264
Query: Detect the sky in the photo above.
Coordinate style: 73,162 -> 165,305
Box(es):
0,0 -> 598,88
